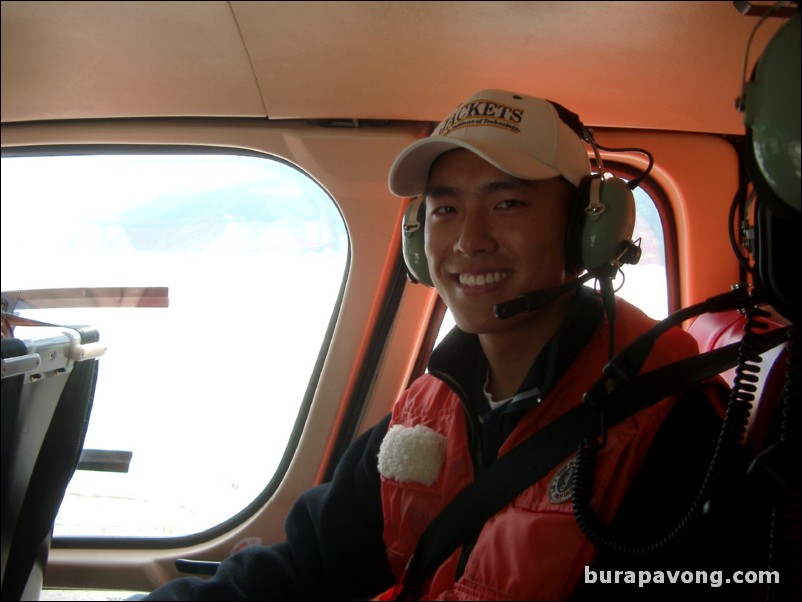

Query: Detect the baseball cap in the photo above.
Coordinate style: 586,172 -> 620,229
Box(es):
388,89 -> 591,197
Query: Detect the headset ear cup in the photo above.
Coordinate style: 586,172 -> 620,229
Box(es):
579,175 -> 636,270
402,197 -> 433,287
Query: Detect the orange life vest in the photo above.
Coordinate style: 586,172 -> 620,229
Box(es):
378,298 -> 700,600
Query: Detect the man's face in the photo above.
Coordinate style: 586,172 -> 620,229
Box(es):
424,148 -> 575,334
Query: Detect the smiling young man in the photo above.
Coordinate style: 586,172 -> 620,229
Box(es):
144,90 -> 750,601
422,149 -> 579,402
375,90 -> 730,600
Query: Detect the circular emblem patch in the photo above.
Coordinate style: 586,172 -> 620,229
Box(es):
548,457 -> 576,504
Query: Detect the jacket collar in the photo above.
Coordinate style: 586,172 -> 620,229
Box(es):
428,286 -> 604,413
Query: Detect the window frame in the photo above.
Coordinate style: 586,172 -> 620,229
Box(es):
1,144 -> 351,549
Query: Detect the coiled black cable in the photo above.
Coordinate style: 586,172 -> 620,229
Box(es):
571,296 -> 779,556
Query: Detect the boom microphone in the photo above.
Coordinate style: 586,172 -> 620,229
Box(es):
493,265 -> 618,319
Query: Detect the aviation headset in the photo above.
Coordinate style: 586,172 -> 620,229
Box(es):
736,8 -> 800,323
401,101 -> 641,287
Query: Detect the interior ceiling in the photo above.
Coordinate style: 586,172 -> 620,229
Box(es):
0,1 -> 788,135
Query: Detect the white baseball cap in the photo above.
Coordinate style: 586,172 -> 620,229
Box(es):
389,89 -> 591,197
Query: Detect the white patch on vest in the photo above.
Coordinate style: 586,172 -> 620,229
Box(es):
377,424 -> 447,486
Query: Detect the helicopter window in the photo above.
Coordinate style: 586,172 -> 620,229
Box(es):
0,150 -> 349,539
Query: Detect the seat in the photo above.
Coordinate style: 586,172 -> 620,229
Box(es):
1,324 -> 105,601
688,306 -> 798,602
687,307 -> 789,456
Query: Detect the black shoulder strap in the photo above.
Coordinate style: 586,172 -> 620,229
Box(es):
392,326 -> 790,600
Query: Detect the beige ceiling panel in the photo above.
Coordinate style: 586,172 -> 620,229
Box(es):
1,1 -> 265,122
2,1 -> 784,134
233,1 -> 781,134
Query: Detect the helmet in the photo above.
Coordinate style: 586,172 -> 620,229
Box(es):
741,10 -> 800,322
743,12 -> 801,219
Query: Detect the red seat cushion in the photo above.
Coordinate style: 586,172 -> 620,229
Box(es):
687,308 -> 789,454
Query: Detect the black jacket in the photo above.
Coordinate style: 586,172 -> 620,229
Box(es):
145,289 -> 766,600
